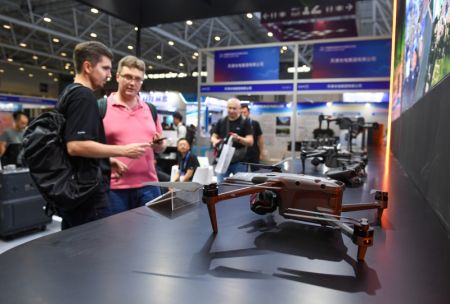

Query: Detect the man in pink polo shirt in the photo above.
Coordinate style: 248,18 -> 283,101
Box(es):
103,55 -> 166,214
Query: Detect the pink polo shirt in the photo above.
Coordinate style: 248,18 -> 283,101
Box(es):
103,93 -> 162,189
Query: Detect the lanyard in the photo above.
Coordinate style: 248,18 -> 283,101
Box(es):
179,151 -> 191,176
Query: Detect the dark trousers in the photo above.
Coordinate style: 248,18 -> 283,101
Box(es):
59,191 -> 111,230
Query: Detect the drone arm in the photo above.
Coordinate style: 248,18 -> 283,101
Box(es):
202,182 -> 281,233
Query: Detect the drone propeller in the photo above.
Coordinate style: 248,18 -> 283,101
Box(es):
143,181 -> 204,192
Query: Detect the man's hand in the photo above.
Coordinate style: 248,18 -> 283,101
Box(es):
122,143 -> 150,159
110,158 -> 128,179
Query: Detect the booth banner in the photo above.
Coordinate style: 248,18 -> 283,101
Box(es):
297,81 -> 390,91
261,0 -> 355,23
312,39 -> 391,78
265,19 -> 357,42
201,83 -> 293,93
214,47 -> 279,82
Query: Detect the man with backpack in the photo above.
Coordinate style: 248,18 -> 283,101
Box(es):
54,42 -> 150,229
210,98 -> 253,182
102,55 -> 166,214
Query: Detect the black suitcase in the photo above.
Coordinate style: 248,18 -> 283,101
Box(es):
0,169 -> 52,238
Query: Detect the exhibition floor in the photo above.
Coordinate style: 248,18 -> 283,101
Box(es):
0,147 -> 449,304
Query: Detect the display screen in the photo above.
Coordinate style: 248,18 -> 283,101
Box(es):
392,0 -> 450,120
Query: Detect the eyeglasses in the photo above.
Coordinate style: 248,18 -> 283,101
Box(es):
120,74 -> 144,83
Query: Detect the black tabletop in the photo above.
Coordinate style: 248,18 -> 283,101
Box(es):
1,149 -> 449,304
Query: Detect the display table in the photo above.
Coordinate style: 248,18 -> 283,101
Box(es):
0,150 -> 449,304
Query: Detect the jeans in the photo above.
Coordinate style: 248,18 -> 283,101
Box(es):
217,162 -> 247,183
59,191 -> 111,230
108,186 -> 161,215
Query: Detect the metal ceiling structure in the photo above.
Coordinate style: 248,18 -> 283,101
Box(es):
0,0 -> 392,81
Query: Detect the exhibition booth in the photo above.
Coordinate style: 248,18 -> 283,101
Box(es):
195,36 -> 391,165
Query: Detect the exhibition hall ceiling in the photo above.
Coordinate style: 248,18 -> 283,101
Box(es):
0,0 -> 392,79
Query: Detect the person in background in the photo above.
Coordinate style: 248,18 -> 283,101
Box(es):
210,98 -> 253,182
172,111 -> 187,139
0,111 -> 29,166
102,55 -> 166,214
57,41 -> 150,229
241,104 -> 265,170
171,138 -> 199,182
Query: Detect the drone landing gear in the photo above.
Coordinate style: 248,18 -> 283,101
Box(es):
284,208 -> 374,261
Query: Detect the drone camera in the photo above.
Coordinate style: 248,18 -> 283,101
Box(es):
250,191 -> 278,215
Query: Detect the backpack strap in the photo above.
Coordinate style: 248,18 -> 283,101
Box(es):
145,102 -> 158,123
97,97 -> 107,118
58,83 -> 83,109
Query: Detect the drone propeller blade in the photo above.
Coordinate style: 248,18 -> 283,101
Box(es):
143,181 -> 203,192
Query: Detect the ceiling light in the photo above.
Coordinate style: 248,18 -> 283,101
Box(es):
19,42 -> 27,48
60,52 -> 67,57
53,78 -> 58,82
90,8 -> 99,14
3,24 -> 11,29
7,58 -> 13,62
148,65 -> 153,69
127,45 -> 133,50
192,55 -> 197,60
90,33 -> 97,38
193,52 -> 199,57
52,37 -> 60,43
41,65 -> 47,70
267,32 -> 273,37
246,13 -> 253,19
134,27 -> 138,31
28,73 -> 33,77
186,20 -> 193,26
32,55 -> 38,60
0,69 -> 4,73
179,63 -> 184,67
168,41 -> 174,46
43,17 -> 52,23
214,36 -> 220,41
69,71 -> 74,75
48,72 -> 53,76
19,67 -> 24,71
156,55 -> 162,60
282,46 -> 288,51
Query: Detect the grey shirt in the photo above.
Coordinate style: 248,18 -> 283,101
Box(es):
0,128 -> 25,145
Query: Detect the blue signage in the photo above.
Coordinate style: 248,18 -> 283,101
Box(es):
200,81 -> 388,94
297,81 -> 390,91
201,83 -> 293,93
214,47 -> 280,82
0,94 -> 57,105
312,39 -> 391,78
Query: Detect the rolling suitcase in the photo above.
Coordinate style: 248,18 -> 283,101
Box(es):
0,169 -> 52,238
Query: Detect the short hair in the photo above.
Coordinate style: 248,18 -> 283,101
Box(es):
73,41 -> 113,73
241,104 -> 250,111
117,55 -> 145,74
172,111 -> 183,121
177,138 -> 190,146
12,111 -> 28,121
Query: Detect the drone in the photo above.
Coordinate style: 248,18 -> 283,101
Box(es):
145,170 -> 388,262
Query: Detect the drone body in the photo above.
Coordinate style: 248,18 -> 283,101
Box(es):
202,172 -> 388,261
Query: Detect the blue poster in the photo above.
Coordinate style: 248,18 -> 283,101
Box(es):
214,47 -> 280,82
312,39 -> 391,78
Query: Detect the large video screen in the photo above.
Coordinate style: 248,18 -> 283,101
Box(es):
392,0 -> 450,120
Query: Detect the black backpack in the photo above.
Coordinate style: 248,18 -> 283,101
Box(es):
23,84 -> 101,215
97,97 -> 158,122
